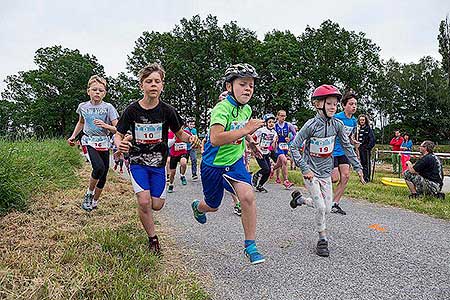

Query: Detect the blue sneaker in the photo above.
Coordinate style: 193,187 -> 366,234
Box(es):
191,200 -> 206,224
181,176 -> 187,185
244,243 -> 265,265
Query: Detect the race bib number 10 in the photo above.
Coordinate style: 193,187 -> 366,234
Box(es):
135,123 -> 163,144
309,136 -> 335,158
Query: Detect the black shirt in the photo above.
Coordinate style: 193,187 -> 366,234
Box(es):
116,100 -> 184,167
413,153 -> 444,185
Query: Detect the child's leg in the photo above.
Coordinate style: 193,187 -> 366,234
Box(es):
232,180 -> 256,240
304,177 -> 327,234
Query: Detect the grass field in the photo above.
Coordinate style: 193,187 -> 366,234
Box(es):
0,139 -> 209,300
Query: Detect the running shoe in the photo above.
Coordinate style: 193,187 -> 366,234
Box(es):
316,239 -> 330,257
120,169 -> 124,174
148,235 -> 161,255
113,165 -> 118,171
180,176 -> 187,185
275,178 -> 281,184
168,184 -> 174,193
290,190 -> 305,209
191,200 -> 206,224
91,200 -> 98,209
331,203 -> 346,215
192,175 -> 198,181
233,202 -> 242,216
283,180 -> 294,189
81,193 -> 93,212
244,243 -> 265,265
252,173 -> 260,187
256,186 -> 268,193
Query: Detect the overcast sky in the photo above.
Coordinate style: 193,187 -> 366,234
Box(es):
1,0 -> 449,93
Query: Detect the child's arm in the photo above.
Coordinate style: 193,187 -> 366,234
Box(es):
209,119 -> 264,147
94,119 -> 118,134
67,115 -> 85,146
175,128 -> 200,148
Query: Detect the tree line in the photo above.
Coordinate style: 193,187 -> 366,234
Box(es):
1,15 -> 449,143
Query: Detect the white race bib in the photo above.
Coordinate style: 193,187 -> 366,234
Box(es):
260,139 -> 271,148
87,136 -> 110,151
309,136 -> 335,157
174,142 -> 187,151
230,120 -> 247,145
279,142 -> 289,151
135,123 -> 163,144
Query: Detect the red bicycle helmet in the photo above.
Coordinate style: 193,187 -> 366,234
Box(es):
311,84 -> 342,102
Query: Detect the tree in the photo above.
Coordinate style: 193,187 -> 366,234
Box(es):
1,46 -> 104,137
438,15 -> 450,86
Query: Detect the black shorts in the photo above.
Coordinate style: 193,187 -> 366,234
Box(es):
169,154 -> 188,169
333,155 -> 350,168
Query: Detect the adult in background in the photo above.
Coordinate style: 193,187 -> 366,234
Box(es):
400,133 -> 413,174
185,118 -> 199,181
356,114 -> 375,182
389,130 -> 404,174
404,140 -> 445,199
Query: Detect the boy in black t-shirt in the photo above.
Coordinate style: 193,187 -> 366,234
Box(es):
404,140 -> 444,199
114,63 -> 200,254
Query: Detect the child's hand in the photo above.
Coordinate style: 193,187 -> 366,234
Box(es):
358,170 -> 366,184
245,119 -> 264,134
189,135 -> 201,148
303,171 -> 314,180
119,134 -> 133,153
94,119 -> 107,128
248,141 -> 262,159
67,136 -> 76,146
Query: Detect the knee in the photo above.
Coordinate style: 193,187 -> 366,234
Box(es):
239,192 -> 255,206
341,172 -> 350,183
152,200 -> 165,211
137,198 -> 152,213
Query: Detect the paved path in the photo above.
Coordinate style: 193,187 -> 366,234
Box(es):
119,167 -> 450,299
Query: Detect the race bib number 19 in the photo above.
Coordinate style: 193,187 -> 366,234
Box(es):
135,123 -> 163,144
309,136 -> 335,157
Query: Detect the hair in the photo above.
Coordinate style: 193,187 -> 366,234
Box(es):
341,90 -> 357,106
277,110 -> 286,116
87,75 -> 107,89
358,114 -> 370,127
421,140 -> 435,153
138,63 -> 165,83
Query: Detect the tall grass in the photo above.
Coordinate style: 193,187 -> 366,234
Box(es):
0,138 -> 82,215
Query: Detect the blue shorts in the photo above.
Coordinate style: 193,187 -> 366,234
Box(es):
129,164 -> 166,198
201,158 -> 252,209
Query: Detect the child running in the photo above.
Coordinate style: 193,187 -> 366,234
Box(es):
191,63 -> 266,264
68,75 -> 119,211
252,113 -> 278,192
289,84 -> 365,257
114,63 -> 199,254
167,128 -> 191,193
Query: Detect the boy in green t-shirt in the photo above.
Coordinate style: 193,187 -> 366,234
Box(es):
192,63 -> 265,264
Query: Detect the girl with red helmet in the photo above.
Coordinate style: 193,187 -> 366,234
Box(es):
288,84 -> 365,257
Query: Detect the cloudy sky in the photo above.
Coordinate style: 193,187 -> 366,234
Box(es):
1,0 -> 449,93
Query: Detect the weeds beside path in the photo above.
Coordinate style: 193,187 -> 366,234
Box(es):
0,163 -> 208,300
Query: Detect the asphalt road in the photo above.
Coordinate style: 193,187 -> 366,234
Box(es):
120,166 -> 450,300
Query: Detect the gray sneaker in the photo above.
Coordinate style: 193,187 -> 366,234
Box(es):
82,193 -> 93,211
